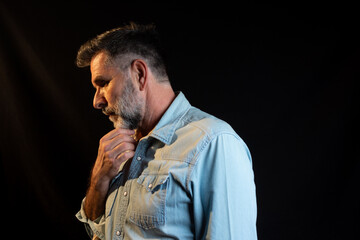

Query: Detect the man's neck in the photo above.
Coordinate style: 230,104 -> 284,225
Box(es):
136,84 -> 175,141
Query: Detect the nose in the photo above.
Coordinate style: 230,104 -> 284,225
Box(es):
93,89 -> 107,109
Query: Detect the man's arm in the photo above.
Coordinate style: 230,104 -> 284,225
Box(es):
84,128 -> 136,220
191,133 -> 257,239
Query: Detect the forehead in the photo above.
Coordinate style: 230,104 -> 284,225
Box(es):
90,51 -> 113,75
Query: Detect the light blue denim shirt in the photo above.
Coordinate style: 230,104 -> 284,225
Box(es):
76,92 -> 257,239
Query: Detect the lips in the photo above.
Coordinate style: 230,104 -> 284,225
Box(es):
102,109 -> 114,116
103,110 -> 118,121
107,113 -> 117,120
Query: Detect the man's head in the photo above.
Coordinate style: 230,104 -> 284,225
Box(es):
76,23 -> 170,130
76,22 -> 168,83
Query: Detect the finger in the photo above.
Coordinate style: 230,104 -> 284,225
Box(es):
108,134 -> 136,150
103,134 -> 136,152
115,150 -> 135,163
112,142 -> 136,159
113,128 -> 136,137
99,137 -> 134,157
101,128 -> 135,142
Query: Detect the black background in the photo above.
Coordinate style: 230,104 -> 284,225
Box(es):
1,1 -> 359,239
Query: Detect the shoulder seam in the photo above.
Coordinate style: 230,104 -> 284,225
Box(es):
185,132 -> 241,193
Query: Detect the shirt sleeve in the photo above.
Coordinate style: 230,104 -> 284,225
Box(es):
75,197 -> 106,240
190,133 -> 257,240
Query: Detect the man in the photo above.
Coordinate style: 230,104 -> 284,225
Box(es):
75,22 -> 257,240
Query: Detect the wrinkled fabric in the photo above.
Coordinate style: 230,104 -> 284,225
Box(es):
76,92 -> 257,239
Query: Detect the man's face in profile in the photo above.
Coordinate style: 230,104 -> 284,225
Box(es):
90,51 -> 144,130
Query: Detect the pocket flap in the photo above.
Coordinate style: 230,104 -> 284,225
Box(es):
137,174 -> 169,192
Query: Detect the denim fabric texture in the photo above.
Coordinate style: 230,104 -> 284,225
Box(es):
76,92 -> 257,239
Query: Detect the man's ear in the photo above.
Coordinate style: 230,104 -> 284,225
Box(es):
131,59 -> 147,91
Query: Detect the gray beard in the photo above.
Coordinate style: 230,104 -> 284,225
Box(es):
104,78 -> 143,130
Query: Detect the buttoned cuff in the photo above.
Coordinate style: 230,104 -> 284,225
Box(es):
75,197 -> 106,240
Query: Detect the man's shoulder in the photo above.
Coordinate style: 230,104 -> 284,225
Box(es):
162,106 -> 239,164
180,106 -> 238,140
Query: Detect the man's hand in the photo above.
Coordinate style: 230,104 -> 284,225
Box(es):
84,128 -> 136,220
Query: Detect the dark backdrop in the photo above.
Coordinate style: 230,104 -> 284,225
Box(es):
1,1 -> 359,239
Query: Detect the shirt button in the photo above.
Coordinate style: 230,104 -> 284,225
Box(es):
123,191 -> 127,196
137,156 -> 142,161
148,183 -> 153,189
116,230 -> 120,236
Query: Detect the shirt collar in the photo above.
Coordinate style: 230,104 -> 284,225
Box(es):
148,91 -> 191,145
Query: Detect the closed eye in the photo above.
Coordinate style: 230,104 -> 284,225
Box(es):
93,77 -> 111,88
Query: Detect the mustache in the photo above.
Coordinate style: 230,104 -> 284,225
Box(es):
102,107 -> 115,116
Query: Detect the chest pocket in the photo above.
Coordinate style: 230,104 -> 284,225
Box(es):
127,174 -> 169,230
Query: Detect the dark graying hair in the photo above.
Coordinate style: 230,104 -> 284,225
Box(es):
76,22 -> 168,82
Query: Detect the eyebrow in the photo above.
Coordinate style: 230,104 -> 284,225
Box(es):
92,76 -> 111,87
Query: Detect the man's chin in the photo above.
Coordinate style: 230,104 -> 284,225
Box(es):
108,115 -> 124,129
113,118 -> 130,130
113,120 -> 124,129
110,114 -> 139,130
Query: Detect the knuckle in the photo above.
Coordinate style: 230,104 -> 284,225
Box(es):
104,152 -> 113,160
103,144 -> 111,152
